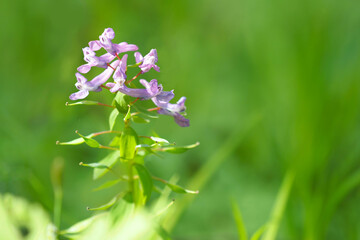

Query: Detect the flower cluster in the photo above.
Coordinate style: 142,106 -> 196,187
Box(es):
70,28 -> 189,127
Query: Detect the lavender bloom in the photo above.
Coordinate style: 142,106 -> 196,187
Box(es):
134,49 -> 160,73
77,47 -> 115,74
119,79 -> 163,100
89,28 -> 138,56
152,95 -> 190,127
69,60 -> 119,100
106,54 -> 128,92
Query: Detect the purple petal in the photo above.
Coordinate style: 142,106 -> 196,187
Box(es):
89,40 -> 102,51
89,69 -> 113,87
109,83 -> 121,93
106,82 -> 115,88
153,65 -> 160,72
77,64 -> 92,74
173,113 -> 190,127
98,53 -> 116,64
113,55 -> 127,81
69,90 -> 89,100
89,62 -> 118,87
139,79 -> 150,89
156,90 -> 175,102
75,73 -> 87,84
134,52 -> 143,63
113,42 -> 139,54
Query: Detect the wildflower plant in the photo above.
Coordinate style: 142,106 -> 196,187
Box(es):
56,28 -> 199,238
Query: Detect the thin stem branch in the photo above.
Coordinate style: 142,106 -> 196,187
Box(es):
125,71 -> 142,85
97,102 -> 115,108
99,145 -> 118,151
147,107 -> 161,112
106,63 -> 115,70
92,130 -> 122,137
101,84 -> 110,90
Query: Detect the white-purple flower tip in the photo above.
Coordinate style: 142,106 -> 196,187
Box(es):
152,95 -> 190,127
135,49 -> 160,73
88,28 -> 138,56
70,61 -> 119,100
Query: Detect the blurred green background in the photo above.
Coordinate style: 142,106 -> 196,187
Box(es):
1,0 -> 360,239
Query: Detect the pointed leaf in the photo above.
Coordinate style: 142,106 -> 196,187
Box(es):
56,133 -> 95,145
76,131 -> 100,148
120,126 -> 138,160
93,151 -> 120,180
87,196 -> 117,211
150,137 -> 169,144
109,135 -> 121,147
93,179 -> 122,191
80,162 -> 109,169
166,183 -> 199,194
59,215 -> 102,236
134,164 -> 153,202
124,105 -> 132,122
109,108 -> 119,131
66,100 -> 99,106
156,142 -> 200,153
131,115 -> 150,124
113,92 -> 130,114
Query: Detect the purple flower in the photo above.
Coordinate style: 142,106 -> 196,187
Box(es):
77,47 -> 115,74
152,95 -> 190,127
69,60 -> 119,100
89,28 -> 138,56
118,79 -> 163,100
134,49 -> 160,73
106,54 -> 128,92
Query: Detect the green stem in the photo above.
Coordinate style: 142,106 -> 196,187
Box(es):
128,160 -> 135,201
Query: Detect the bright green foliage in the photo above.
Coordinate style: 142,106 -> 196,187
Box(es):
76,131 -> 101,148
109,109 -> 119,131
134,164 -> 153,202
113,92 -> 131,114
165,183 -> 199,194
155,142 -> 200,154
66,100 -> 100,106
131,115 -> 150,124
56,133 -> 95,145
93,151 -> 120,180
120,126 -> 138,161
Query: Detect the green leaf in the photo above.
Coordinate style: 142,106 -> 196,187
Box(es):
120,126 -> 138,160
59,215 -> 102,236
93,151 -> 120,180
80,162 -> 109,169
87,195 -> 118,211
93,179 -> 122,191
166,183 -> 199,194
124,105 -> 132,122
231,199 -> 248,240
56,133 -> 95,145
150,136 -> 169,144
109,135 -> 121,147
131,115 -> 150,124
66,100 -> 99,106
109,108 -> 119,131
156,142 -> 200,153
113,92 -> 130,114
156,225 -> 172,240
134,164 -> 153,202
76,131 -> 101,148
